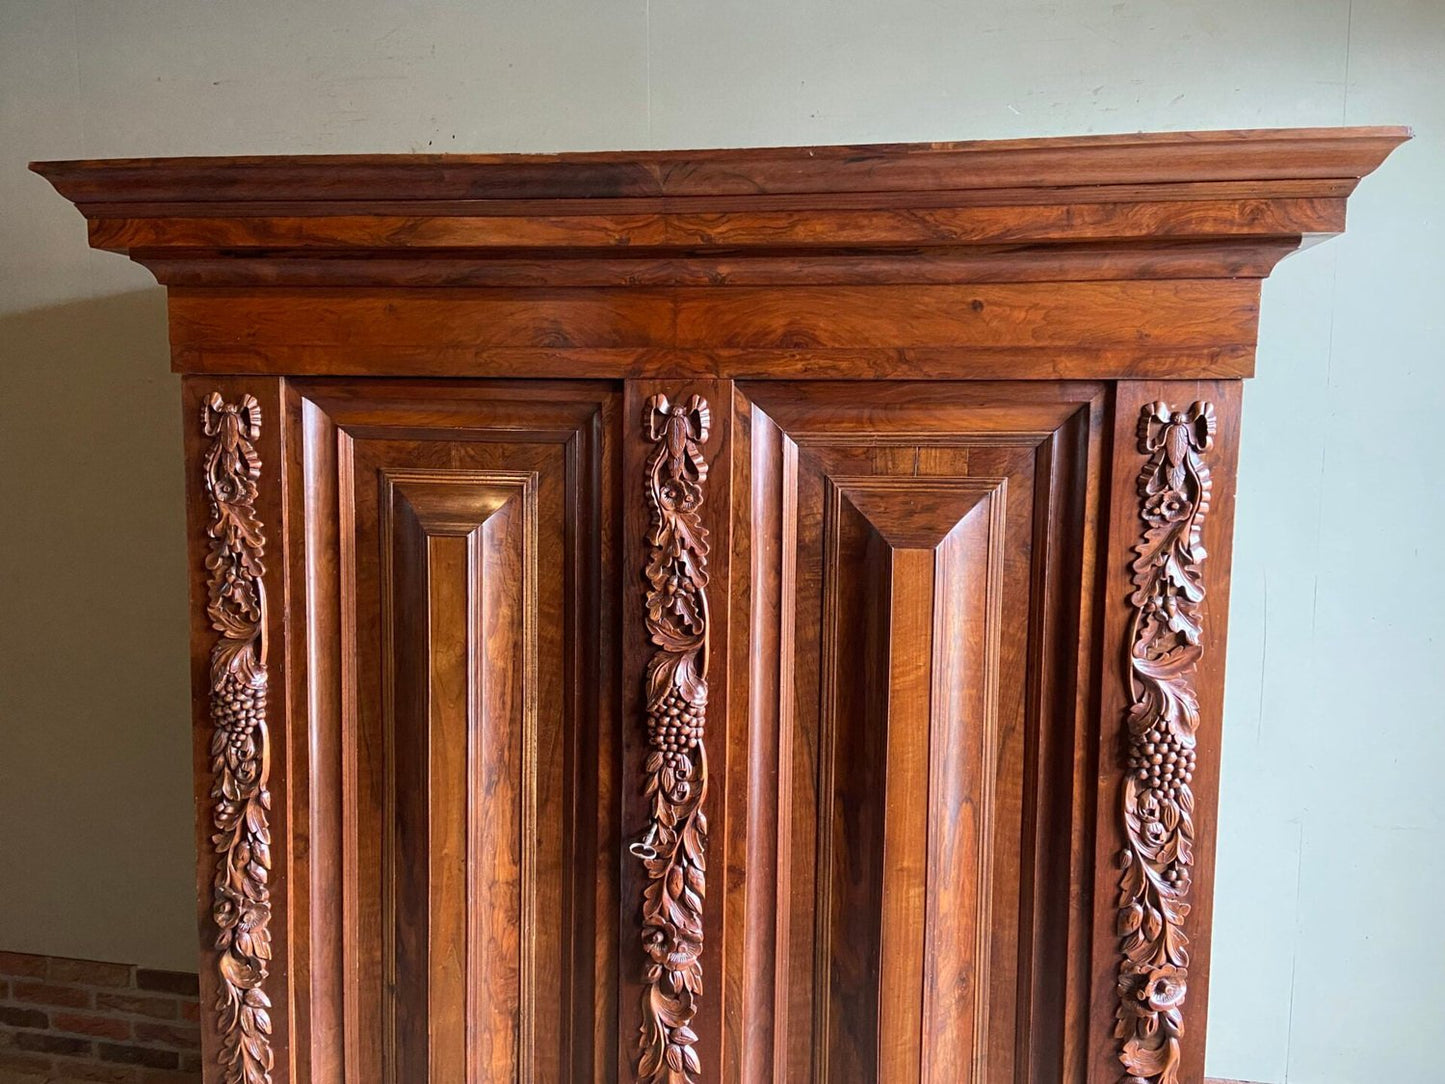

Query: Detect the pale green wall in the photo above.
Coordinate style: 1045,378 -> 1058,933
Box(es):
2,3 -> 1440,1080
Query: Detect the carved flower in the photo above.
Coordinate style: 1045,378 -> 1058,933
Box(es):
213,895 -> 239,929
660,478 -> 700,513
1143,489 -> 1189,523
1138,964 -> 1187,1012
1115,970 -> 1152,1019
238,902 -> 265,930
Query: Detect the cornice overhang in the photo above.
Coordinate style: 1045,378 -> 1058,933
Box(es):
33,127 -> 1409,379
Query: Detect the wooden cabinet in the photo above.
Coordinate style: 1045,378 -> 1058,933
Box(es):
35,127 -> 1405,1084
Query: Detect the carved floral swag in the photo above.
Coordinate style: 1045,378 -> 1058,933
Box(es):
203,393 -> 275,1084
1117,401 -> 1215,1084
631,394 -> 712,1084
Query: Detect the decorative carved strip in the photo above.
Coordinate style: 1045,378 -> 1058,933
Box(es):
630,393 -> 712,1084
1116,400 -> 1216,1084
202,393 -> 274,1084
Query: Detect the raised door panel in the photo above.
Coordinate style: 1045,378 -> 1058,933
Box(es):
727,381 -> 1105,1083
289,381 -> 618,1083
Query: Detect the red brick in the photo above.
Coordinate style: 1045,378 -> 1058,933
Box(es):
0,951 -> 48,979
49,957 -> 135,988
46,1057 -> 143,1082
0,1046 -> 53,1074
0,1004 -> 50,1027
12,980 -> 91,1009
14,1030 -> 92,1057
0,953 -> 203,1084
140,1070 -> 203,1084
133,972 -> 198,998
131,1021 -> 200,1051
94,992 -> 177,1020
97,1042 -> 180,1070
53,1010 -> 133,1040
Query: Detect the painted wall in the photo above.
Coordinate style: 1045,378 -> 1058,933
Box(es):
2,2 -> 1440,1080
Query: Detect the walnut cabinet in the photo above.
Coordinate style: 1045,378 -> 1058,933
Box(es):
35,127 -> 1405,1084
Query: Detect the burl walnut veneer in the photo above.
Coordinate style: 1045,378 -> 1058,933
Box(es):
34,126 -> 1406,1084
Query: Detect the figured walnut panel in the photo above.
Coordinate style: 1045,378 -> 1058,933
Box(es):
136,239 -> 1306,291
383,469 -> 539,1081
290,380 -> 619,1084
163,279 -> 1263,385
86,195 -> 1344,254
820,475 -> 1005,1082
167,281 -> 1258,353
176,343 -> 1261,383
727,381 -> 1106,1082
167,288 -> 676,351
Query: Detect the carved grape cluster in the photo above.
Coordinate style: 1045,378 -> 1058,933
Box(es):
216,676 -> 266,788
650,688 -> 703,767
1127,726 -> 1196,800
220,681 -> 263,738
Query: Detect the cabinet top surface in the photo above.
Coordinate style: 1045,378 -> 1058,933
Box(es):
33,126 -> 1407,205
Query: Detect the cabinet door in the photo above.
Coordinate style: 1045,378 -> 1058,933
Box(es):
726,381 -> 1106,1082
290,380 -> 618,1083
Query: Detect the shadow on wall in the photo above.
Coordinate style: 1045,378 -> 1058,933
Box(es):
0,287 -> 199,974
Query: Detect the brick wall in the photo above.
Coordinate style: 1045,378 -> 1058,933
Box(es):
0,950 -> 201,1084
